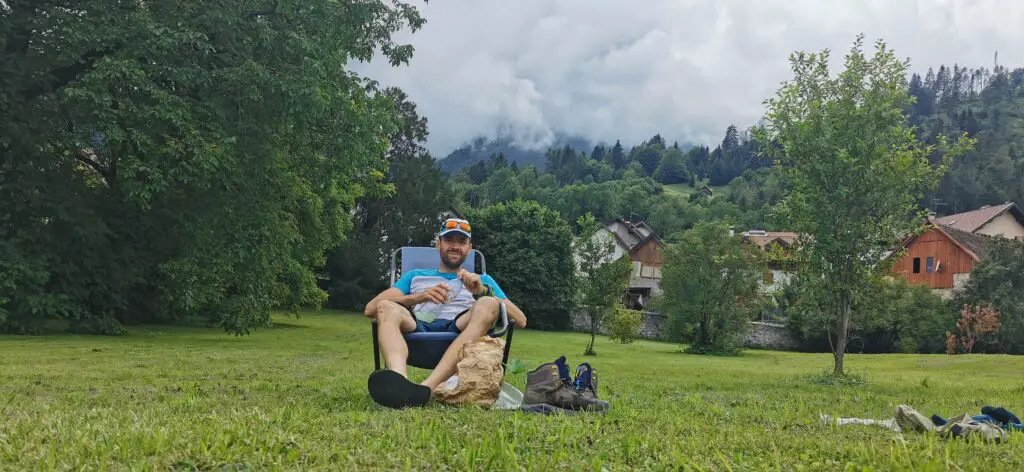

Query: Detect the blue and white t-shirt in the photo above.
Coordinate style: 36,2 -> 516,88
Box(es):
393,269 -> 508,322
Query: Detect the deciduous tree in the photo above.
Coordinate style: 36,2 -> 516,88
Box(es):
755,35 -> 974,374
0,0 -> 425,334
573,214 -> 633,355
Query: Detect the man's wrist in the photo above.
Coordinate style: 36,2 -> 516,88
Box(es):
475,285 -> 493,298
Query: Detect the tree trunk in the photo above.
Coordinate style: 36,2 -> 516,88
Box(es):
585,311 -> 597,356
833,293 -> 851,376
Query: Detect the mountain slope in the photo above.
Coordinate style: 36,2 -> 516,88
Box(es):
437,134 -> 594,174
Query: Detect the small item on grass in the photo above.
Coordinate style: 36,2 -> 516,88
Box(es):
932,406 -> 1023,432
894,404 -> 935,433
433,336 -> 506,408
819,414 -> 901,432
825,404 -> 1013,443
935,413 -> 1009,443
521,355 -> 609,414
368,369 -> 430,409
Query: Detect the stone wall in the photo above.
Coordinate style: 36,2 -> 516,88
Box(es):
570,309 -> 667,341
743,321 -> 800,350
570,310 -> 799,351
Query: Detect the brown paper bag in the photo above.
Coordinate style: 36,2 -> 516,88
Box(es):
432,336 -> 505,407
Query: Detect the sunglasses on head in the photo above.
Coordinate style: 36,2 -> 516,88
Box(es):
443,220 -> 471,232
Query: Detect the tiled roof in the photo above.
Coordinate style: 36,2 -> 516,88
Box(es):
741,231 -> 798,250
605,219 -> 661,251
936,224 -> 989,261
934,202 -> 1019,233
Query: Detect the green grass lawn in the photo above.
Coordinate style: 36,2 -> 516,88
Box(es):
1,311 -> 1022,470
662,183 -> 693,197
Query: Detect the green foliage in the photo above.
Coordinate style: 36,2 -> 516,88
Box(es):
654,147 -> 689,184
755,35 -> 974,374
322,88 -> 451,311
467,200 -> 575,331
660,221 -> 763,355
856,277 -> 953,354
786,275 -> 953,354
574,213 -> 633,354
954,237 -> 1024,354
0,1 -> 424,334
907,64 -> 1024,213
607,306 -> 643,344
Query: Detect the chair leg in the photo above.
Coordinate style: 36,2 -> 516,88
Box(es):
501,324 -> 514,371
371,322 -> 381,371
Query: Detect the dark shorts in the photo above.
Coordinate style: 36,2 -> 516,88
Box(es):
401,306 -> 469,333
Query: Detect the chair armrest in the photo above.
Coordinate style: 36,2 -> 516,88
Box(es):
489,301 -> 510,337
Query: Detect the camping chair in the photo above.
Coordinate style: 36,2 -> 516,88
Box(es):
371,246 -> 515,372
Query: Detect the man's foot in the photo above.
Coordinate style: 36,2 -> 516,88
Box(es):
368,369 -> 431,409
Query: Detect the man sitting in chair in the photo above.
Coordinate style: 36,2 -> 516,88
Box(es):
363,217 -> 527,409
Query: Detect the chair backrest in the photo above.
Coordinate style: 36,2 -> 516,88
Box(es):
390,247 -> 486,285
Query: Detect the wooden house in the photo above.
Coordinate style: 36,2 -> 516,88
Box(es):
884,222 -> 989,295
580,218 -> 665,310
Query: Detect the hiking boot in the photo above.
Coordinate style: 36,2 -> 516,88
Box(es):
523,356 -> 609,412
573,362 -> 600,401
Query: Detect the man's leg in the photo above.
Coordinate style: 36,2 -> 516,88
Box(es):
419,296 -> 500,390
374,300 -> 418,377
368,301 -> 432,409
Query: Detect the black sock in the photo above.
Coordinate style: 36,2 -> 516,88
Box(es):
931,414 -> 947,426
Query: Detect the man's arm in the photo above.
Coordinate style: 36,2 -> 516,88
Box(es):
499,298 -> 527,329
363,287 -> 424,317
477,273 -> 527,329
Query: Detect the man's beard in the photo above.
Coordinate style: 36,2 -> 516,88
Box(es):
442,251 -> 466,270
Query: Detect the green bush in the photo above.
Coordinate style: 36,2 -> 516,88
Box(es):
953,237 -> 1024,354
786,275 -> 954,353
607,306 -> 643,344
467,200 -> 575,331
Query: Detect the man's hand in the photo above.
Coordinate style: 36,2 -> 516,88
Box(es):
417,283 -> 449,305
457,269 -> 486,296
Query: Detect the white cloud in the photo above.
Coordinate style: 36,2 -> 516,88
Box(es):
355,0 -> 1024,156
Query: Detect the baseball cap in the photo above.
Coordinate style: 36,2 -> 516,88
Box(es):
440,218 -> 472,239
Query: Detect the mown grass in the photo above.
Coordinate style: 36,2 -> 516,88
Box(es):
662,183 -> 693,197
1,310 -> 1022,470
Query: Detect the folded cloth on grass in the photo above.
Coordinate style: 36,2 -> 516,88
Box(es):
823,404 -> 1011,443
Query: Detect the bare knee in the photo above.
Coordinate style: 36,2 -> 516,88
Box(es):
472,296 -> 500,323
376,301 -> 408,326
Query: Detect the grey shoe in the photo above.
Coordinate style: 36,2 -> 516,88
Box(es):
522,356 -> 609,412
573,362 -> 601,402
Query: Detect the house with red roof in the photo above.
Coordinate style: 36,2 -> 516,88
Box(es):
933,201 -> 1024,240
884,201 -> 1022,297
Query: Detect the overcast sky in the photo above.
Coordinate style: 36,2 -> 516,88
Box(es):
354,0 -> 1023,157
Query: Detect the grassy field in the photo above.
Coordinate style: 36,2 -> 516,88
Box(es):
662,183 -> 694,197
1,310 -> 1022,470
662,183 -> 724,199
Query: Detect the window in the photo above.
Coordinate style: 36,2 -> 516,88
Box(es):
927,256 -> 935,273
912,257 -> 921,273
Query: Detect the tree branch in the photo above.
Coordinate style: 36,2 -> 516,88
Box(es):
74,150 -> 111,182
20,49 -> 108,101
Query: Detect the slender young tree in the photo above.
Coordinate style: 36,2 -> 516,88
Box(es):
755,35 -> 974,375
574,214 -> 633,355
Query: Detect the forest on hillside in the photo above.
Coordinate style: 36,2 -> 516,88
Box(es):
324,58 -> 1024,331
437,60 -> 1024,234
